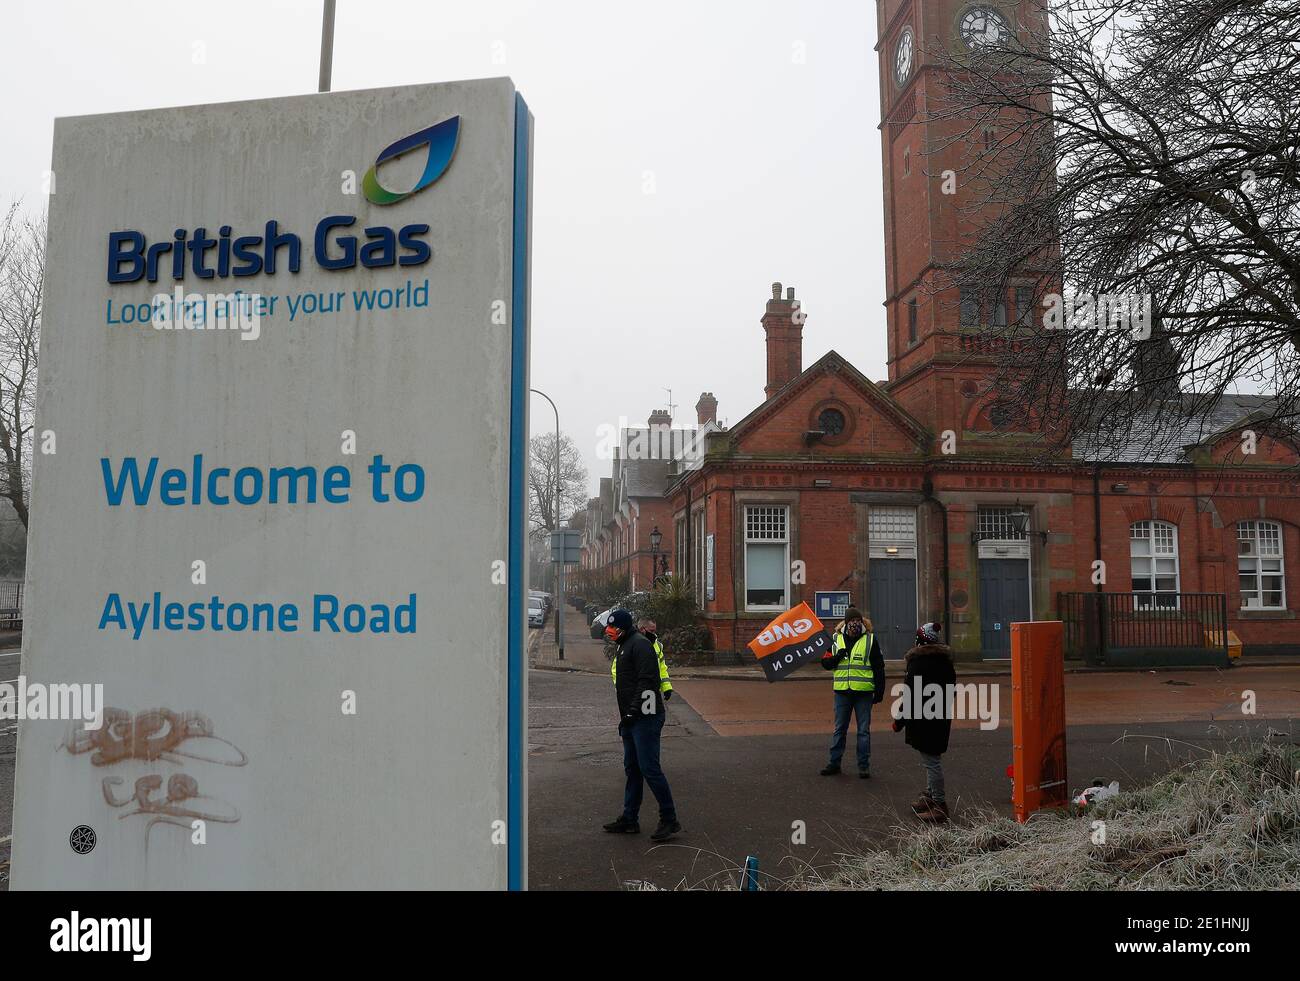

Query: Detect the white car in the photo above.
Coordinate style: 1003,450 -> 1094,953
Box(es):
528,597 -> 546,628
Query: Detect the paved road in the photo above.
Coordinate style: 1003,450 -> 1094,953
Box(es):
674,665 -> 1300,735
527,667 -> 1299,891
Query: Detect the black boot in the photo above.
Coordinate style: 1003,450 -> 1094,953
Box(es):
820,764 -> 841,776
650,818 -> 681,841
603,816 -> 640,834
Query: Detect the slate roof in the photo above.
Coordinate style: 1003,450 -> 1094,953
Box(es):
621,457 -> 675,499
1071,393 -> 1279,464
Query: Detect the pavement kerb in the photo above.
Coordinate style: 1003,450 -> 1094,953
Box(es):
531,657 -> 1299,681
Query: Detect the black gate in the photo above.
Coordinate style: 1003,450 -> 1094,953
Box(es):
1058,591 -> 1229,667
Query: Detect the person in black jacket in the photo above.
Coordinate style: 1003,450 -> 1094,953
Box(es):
601,609 -> 680,841
892,622 -> 957,822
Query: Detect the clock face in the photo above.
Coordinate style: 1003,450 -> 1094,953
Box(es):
894,28 -> 915,86
961,6 -> 1011,48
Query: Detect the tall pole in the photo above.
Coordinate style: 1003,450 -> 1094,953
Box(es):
318,0 -> 337,93
531,389 -> 564,659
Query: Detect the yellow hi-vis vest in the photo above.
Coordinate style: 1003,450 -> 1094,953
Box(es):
831,633 -> 875,692
611,639 -> 673,694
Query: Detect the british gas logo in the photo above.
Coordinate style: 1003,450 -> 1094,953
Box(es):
105,117 -> 463,285
362,116 -> 461,205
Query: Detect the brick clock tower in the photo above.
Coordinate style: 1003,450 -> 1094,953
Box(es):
875,0 -> 1054,442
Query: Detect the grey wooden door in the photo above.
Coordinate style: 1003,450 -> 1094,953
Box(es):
869,558 -> 916,661
979,558 -> 1031,657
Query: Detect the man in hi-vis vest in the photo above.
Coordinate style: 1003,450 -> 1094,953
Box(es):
819,607 -> 885,778
609,619 -> 673,698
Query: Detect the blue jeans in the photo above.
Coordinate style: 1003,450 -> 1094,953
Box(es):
921,752 -> 945,803
622,712 -> 676,822
828,691 -> 873,770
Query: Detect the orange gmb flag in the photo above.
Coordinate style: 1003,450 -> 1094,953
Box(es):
747,602 -> 832,682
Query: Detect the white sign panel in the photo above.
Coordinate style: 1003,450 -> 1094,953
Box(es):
11,79 -> 531,889
706,533 -> 715,602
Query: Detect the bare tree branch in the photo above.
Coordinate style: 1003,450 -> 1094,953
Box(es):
919,0 -> 1300,463
0,202 -> 44,529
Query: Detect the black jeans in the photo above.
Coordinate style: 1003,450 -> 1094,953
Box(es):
621,712 -> 676,822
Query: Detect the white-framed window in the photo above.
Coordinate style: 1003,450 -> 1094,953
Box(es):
991,292 -> 1007,326
870,505 -> 917,542
1014,286 -> 1035,325
744,505 -> 789,611
693,509 -> 706,606
978,507 -> 1027,542
675,516 -> 687,583
959,288 -> 980,327
1238,520 -> 1286,610
1131,520 -> 1180,609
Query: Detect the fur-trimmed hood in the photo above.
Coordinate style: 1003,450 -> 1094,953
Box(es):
904,642 -> 954,664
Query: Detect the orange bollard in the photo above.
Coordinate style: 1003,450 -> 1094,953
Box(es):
1010,621 -> 1068,822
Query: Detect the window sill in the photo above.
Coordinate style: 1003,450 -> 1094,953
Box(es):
1236,609 -> 1294,620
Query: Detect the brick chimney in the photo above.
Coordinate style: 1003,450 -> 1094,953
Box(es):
763,282 -> 803,400
648,409 -> 672,428
695,392 -> 718,426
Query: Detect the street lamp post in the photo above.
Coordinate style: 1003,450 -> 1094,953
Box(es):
649,525 -> 666,581
317,0 -> 336,93
531,389 -> 564,659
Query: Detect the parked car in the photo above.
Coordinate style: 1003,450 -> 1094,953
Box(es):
528,596 -> 546,628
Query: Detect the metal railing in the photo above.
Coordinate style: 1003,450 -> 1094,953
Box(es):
0,580 -> 21,629
1058,591 -> 1228,665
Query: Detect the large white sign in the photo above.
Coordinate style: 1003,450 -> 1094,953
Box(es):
11,78 -> 531,889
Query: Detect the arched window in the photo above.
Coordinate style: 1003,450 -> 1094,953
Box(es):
1130,520 -> 1179,609
1238,520 -> 1286,610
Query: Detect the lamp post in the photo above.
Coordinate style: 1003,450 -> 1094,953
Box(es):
531,389 -> 563,659
649,525 -> 667,581
317,0 -> 336,93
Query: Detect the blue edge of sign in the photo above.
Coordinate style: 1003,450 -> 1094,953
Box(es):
507,90 -> 530,891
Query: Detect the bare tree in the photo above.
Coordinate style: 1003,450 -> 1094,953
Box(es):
0,202 -> 44,528
527,430 -> 588,544
923,0 -> 1300,460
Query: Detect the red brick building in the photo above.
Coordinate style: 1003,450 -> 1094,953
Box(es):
657,0 -> 1300,661
578,403 -> 721,592
666,286 -> 1300,659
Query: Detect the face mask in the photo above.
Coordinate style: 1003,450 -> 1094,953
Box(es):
846,621 -> 863,638
604,625 -> 621,644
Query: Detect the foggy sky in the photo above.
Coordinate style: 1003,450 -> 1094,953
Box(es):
0,0 -> 887,499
